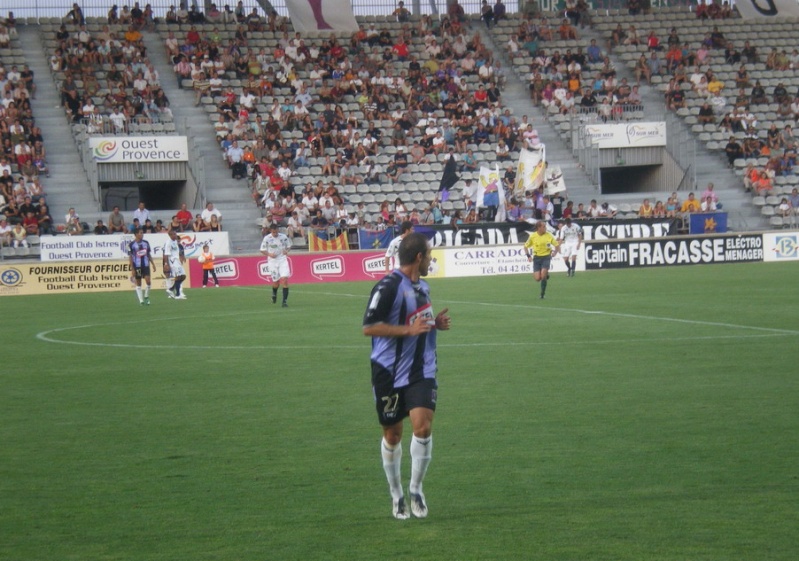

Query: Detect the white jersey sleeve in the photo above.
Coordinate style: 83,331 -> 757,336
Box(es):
385,235 -> 402,260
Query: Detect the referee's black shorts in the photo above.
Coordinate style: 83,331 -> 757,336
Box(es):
532,255 -> 552,272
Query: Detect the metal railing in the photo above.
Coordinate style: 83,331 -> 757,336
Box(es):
3,0 -> 517,21
573,124 -> 601,190
75,130 -> 102,207
175,117 -> 206,208
78,115 -> 174,136
663,111 -> 696,191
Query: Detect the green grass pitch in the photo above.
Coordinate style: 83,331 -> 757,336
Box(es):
2,262 -> 798,561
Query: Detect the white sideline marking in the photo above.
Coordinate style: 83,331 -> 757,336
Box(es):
36,288 -> 796,349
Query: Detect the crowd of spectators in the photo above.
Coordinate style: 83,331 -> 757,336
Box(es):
504,13 -> 644,122
592,2 -> 799,223
160,2 -> 542,234
0,13 -> 56,245
53,10 -> 174,132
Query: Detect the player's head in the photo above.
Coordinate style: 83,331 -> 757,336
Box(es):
564,217 -> 572,225
167,228 -> 178,239
536,220 -> 547,233
400,220 -> 414,235
202,244 -> 209,251
399,232 -> 431,275
269,223 -> 279,236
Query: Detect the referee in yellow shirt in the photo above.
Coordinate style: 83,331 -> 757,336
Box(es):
523,221 -> 560,299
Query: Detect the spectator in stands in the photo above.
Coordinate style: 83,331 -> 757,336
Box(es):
493,0 -> 506,20
700,197 -> 717,212
106,206 -> 125,233
202,203 -> 223,229
750,80 -> 768,105
754,171 -> 774,195
93,220 -> 109,235
66,216 -> 84,236
724,136 -> 743,166
66,3 -> 85,25
227,140 -> 246,179
558,19 -> 578,40
393,1 -> 410,22
680,192 -> 701,214
638,199 -> 654,218
698,102 -> 715,125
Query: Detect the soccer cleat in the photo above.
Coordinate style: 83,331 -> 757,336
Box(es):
271,295 -> 277,304
392,496 -> 410,520
144,297 -> 150,305
175,294 -> 187,300
409,493 -> 428,518
282,302 -> 288,307
540,293 -> 545,299
167,291 -> 175,299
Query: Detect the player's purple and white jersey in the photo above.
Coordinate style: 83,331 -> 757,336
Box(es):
363,270 -> 438,387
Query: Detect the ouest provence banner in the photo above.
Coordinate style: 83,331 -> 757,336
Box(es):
88,136 -> 189,163
583,122 -> 667,149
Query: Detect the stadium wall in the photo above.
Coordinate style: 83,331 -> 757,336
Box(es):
2,232 -> 796,296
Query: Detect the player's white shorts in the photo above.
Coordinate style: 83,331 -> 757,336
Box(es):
167,259 -> 185,277
268,259 -> 290,281
560,243 -> 579,258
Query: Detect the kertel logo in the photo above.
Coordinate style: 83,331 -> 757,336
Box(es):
311,257 -> 344,280
212,259 -> 238,280
258,259 -> 294,281
363,255 -> 385,278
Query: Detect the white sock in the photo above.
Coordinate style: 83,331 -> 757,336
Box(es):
165,278 -> 174,291
409,434 -> 432,496
381,438 -> 403,501
135,286 -> 143,303
144,284 -> 150,298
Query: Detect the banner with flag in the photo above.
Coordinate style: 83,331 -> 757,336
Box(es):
477,165 -> 507,222
309,231 -> 349,251
285,0 -> 359,32
514,146 -> 546,199
358,227 -> 395,250
544,165 -> 567,195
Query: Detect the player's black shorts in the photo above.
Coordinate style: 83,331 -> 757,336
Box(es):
372,364 -> 437,427
532,255 -> 552,272
133,265 -> 151,280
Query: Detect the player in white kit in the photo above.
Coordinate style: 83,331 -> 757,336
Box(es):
260,223 -> 292,307
163,229 -> 187,299
384,221 -> 414,275
558,217 -> 582,277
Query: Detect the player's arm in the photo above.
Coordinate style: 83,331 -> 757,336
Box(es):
523,236 -> 534,260
548,234 -> 560,256
364,316 -> 432,338
148,248 -> 156,271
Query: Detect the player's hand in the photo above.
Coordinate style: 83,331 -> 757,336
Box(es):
435,308 -> 451,331
408,315 -> 433,336
527,256 -> 532,262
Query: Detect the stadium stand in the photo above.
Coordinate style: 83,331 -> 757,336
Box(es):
3,0 -> 796,263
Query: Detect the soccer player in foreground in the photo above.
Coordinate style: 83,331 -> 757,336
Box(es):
363,233 -> 452,519
128,228 -> 156,305
260,223 -> 292,307
524,220 -> 560,298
